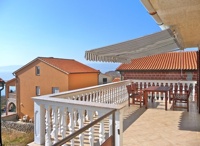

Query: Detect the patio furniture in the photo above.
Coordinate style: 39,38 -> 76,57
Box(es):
126,84 -> 143,107
143,86 -> 171,110
172,89 -> 191,112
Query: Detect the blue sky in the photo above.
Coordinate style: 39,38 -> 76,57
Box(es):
0,0 -> 197,67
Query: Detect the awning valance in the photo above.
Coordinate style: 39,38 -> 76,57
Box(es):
85,29 -> 181,63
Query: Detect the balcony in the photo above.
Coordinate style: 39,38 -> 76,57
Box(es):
30,79 -> 199,146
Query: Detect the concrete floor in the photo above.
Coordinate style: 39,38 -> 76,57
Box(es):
123,99 -> 200,146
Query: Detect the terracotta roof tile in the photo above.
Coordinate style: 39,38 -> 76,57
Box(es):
112,78 -> 121,82
117,51 -> 197,71
39,57 -> 99,74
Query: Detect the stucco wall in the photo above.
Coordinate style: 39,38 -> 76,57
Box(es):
68,73 -> 99,90
16,60 -> 69,119
99,73 -> 113,85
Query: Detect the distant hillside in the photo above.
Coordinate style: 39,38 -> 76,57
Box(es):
0,65 -> 22,81
86,63 -> 121,73
105,71 -> 121,78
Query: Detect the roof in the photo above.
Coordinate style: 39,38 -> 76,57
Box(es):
6,78 -> 16,84
14,57 -> 99,74
85,29 -> 180,63
117,51 -> 197,71
112,78 -> 121,82
140,0 -> 200,48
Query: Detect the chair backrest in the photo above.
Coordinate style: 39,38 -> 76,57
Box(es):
126,85 -> 132,95
131,82 -> 138,91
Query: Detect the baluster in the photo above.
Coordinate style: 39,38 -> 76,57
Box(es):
182,82 -> 185,91
158,83 -> 161,99
58,108 -> 61,135
78,109 -> 84,146
51,106 -> 58,144
112,88 -> 116,103
86,93 -> 88,101
60,107 -> 67,146
108,88 -> 111,103
112,88 -> 115,103
109,115 -> 112,137
172,83 -> 175,93
74,110 -> 78,127
116,87 -> 119,103
192,83 -> 195,101
45,105 -> 52,146
178,82 -> 180,91
98,112 -> 105,145
88,110 -> 94,146
68,108 -> 74,145
93,91 -> 96,102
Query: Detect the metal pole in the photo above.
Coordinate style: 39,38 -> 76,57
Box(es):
112,111 -> 115,146
0,89 -> 2,145
0,80 -> 5,146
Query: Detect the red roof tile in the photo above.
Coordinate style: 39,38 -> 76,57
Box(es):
117,51 -> 197,71
112,78 -> 121,82
39,57 -> 99,74
14,57 -> 99,74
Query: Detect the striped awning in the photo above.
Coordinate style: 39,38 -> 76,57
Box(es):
85,29 -> 181,63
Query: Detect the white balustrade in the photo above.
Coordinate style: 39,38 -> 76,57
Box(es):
33,79 -> 197,146
132,79 -> 197,101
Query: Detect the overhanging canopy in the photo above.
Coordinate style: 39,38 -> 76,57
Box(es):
85,29 -> 181,63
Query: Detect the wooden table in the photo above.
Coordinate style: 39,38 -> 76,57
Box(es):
143,86 -> 171,110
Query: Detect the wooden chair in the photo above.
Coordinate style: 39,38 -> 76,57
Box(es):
126,84 -> 143,107
172,89 -> 191,112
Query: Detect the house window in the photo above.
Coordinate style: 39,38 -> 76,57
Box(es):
35,66 -> 40,75
103,78 -> 107,84
52,87 -> 59,93
36,86 -> 40,96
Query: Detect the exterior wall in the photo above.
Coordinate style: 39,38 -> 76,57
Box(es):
68,73 -> 99,90
16,60 -> 69,120
99,73 -> 113,85
121,70 -> 197,81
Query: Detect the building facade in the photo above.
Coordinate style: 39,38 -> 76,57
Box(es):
12,57 -> 99,120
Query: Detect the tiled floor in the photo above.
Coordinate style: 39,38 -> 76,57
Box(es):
123,99 -> 200,146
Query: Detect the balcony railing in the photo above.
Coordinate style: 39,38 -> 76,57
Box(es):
32,79 -> 197,146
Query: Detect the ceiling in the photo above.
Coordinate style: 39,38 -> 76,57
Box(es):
141,0 -> 200,48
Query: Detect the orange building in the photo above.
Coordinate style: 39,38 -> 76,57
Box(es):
12,57 -> 100,120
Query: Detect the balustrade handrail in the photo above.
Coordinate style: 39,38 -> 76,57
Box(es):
52,109 -> 117,146
50,80 -> 130,98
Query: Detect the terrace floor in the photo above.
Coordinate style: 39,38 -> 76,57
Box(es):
123,99 -> 200,146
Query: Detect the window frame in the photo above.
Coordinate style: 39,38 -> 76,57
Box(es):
35,66 -> 40,76
52,87 -> 59,94
103,78 -> 107,84
36,86 -> 40,96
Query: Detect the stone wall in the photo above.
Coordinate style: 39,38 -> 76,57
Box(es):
121,70 -> 197,81
2,121 -> 34,133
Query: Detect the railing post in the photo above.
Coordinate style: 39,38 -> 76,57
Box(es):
192,83 -> 195,101
34,101 -> 45,145
115,108 -> 124,146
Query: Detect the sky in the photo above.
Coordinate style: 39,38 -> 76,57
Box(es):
0,0 -> 197,67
